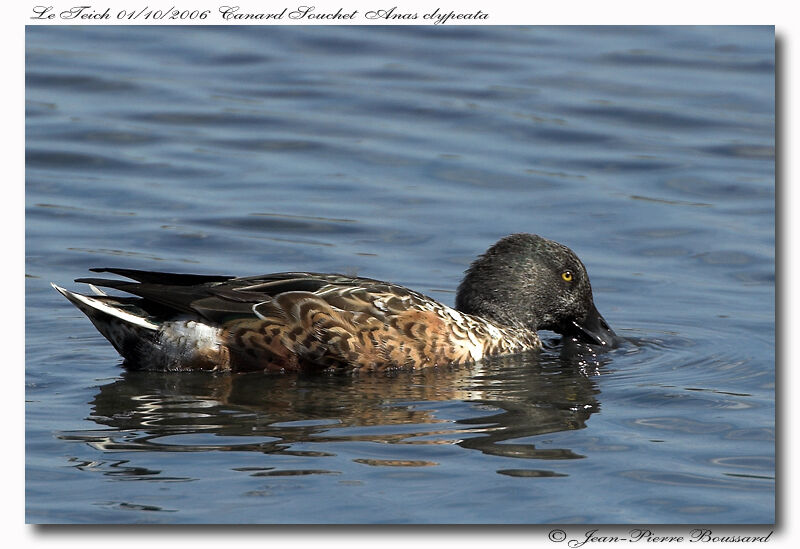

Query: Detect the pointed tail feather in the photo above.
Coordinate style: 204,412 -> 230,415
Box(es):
51,283 -> 158,356
87,268 -> 234,285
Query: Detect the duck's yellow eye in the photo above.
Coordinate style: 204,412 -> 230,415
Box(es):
561,271 -> 573,282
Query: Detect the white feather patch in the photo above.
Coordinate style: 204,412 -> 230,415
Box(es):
88,284 -> 107,296
164,318 -> 222,351
51,283 -> 158,331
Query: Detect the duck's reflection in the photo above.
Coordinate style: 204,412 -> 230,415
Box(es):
61,348 -> 609,470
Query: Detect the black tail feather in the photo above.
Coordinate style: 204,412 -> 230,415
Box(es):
87,268 -> 234,286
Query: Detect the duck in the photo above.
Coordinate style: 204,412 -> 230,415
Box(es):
52,233 -> 616,372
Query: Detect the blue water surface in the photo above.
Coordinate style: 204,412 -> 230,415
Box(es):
25,25 -> 775,524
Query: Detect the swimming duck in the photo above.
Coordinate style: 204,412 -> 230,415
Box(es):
52,233 -> 616,372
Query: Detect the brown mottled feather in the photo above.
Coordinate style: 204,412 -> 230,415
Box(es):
222,288 -> 520,372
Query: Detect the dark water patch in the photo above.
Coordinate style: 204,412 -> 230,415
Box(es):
523,167 -> 586,180
441,53 -> 532,73
26,149 -> 135,171
245,86 -> 331,101
423,84 -> 538,102
157,224 -> 212,241
353,459 -> 438,467
257,235 -> 337,249
271,419 -> 343,429
25,100 -> 57,117
566,104 -> 733,130
211,137 -> 328,153
251,212 -> 358,224
250,469 -> 341,477
32,202 -> 137,218
357,96 -> 471,121
524,74 -> 659,101
628,194 -> 712,208
609,382 -> 757,413
209,94 -> 275,108
497,469 -> 568,478
732,270 -> 774,285
637,246 -> 693,258
701,143 -> 775,159
64,247 -> 178,263
570,157 -> 678,173
208,52 -> 272,66
600,50 -> 774,73
44,129 -> 161,146
469,444 -> 586,461
195,213 -> 363,237
630,226 -> 705,239
662,177 -> 774,201
131,110 -> 284,128
357,65 -> 441,83
301,34 -> 384,56
629,497 -> 731,517
99,502 -> 178,513
724,473 -> 774,481
26,72 -> 140,93
67,457 -> 193,482
684,387 -> 753,398
632,417 -> 733,435
620,470 -> 773,492
531,127 -> 613,144
26,149 -> 216,181
724,428 -> 774,442
435,167 -> 554,190
693,250 -> 760,267
719,206 -> 775,219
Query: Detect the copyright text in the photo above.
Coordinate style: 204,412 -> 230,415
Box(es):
547,529 -> 774,546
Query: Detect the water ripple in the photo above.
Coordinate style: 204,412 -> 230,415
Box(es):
620,470 -> 773,491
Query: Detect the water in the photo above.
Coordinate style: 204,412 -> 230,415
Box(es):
25,25 -> 774,524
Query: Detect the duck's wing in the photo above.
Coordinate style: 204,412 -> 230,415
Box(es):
74,269 -> 433,325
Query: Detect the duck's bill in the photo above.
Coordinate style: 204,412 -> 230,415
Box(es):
569,305 -> 618,348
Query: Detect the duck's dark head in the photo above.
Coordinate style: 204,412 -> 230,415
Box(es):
455,233 -> 617,348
